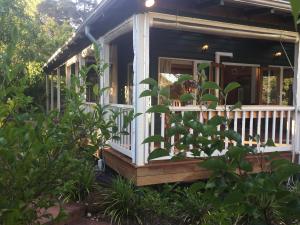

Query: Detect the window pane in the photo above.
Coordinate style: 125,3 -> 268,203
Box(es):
282,68 -> 293,106
261,68 -> 280,105
159,59 -> 194,106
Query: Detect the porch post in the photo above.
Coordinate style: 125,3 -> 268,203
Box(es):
99,38 -> 110,105
66,65 -> 71,89
46,74 -> 49,113
78,54 -> 85,100
293,38 -> 300,162
50,74 -> 54,111
75,57 -> 80,93
132,13 -> 150,166
57,68 -> 61,111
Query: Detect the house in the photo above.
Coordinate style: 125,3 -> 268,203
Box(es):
44,0 -> 299,186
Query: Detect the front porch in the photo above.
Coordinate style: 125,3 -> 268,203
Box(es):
46,6 -> 300,185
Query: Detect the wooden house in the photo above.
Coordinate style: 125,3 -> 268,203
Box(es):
44,0 -> 299,186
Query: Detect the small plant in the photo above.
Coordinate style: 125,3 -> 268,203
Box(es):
103,177 -> 142,225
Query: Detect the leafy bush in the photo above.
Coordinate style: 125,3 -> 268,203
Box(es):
137,64 -> 300,225
103,177 -> 142,225
0,40 -> 129,224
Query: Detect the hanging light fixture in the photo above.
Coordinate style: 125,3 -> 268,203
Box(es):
202,44 -> 209,51
145,0 -> 155,8
274,51 -> 282,57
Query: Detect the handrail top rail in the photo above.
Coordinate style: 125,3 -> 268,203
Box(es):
109,103 -> 134,109
169,105 -> 295,112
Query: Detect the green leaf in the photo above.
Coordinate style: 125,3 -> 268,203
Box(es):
201,158 -> 228,172
202,81 -> 220,90
140,78 -> 158,86
290,0 -> 300,28
176,74 -> 193,84
223,130 -> 242,144
142,135 -> 164,144
140,90 -> 155,97
198,63 -> 210,71
265,138 -> 276,147
201,94 -> 218,102
159,87 -> 170,98
229,101 -> 242,111
92,84 -> 99,96
146,105 -> 170,114
223,82 -> 240,94
208,115 -> 226,126
208,101 -> 217,110
180,93 -> 194,102
148,148 -> 169,160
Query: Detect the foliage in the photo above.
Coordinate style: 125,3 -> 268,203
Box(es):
37,0 -> 98,27
290,0 -> 300,28
134,64 -> 300,225
0,34 -> 126,224
103,177 -> 143,225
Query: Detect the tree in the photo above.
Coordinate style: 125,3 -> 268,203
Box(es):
37,0 -> 98,27
290,0 -> 300,28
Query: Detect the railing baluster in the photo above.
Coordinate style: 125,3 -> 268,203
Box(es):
234,111 -> 238,146
242,111 -> 246,145
257,111 -> 261,147
161,113 -> 165,149
265,111 -> 269,143
272,110 -> 277,143
150,112 -> 155,152
225,111 -> 230,150
279,110 -> 284,145
217,111 -> 221,131
286,110 -> 291,145
249,111 -> 254,146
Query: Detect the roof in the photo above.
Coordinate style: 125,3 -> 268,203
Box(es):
43,0 -> 292,73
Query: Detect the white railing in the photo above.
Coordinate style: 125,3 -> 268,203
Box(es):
109,104 -> 134,158
83,102 -> 134,158
150,105 -> 295,157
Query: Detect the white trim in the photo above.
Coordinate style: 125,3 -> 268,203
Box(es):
110,143 -> 132,158
132,13 -> 150,166
149,12 -> 298,43
46,74 -> 49,113
66,55 -> 78,67
226,0 -> 291,12
101,17 -> 133,44
57,68 -> 61,111
50,75 -> 54,111
222,62 -> 260,67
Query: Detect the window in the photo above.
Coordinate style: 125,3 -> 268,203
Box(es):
159,58 -> 209,106
282,68 -> 293,106
124,63 -> 133,105
260,67 -> 280,105
86,60 -> 99,103
222,64 -> 259,105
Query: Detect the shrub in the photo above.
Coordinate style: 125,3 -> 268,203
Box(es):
103,177 -> 142,225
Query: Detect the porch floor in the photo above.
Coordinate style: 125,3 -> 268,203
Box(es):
103,148 -> 292,186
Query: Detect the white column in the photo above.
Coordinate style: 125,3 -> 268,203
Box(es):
132,13 -> 150,166
50,74 -> 54,111
78,54 -> 86,100
57,68 -> 61,111
66,66 -> 71,89
103,42 -> 110,105
293,38 -> 300,162
75,58 -> 80,93
99,38 -> 110,105
46,74 -> 49,113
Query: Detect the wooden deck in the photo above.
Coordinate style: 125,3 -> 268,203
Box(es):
103,148 -> 292,186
